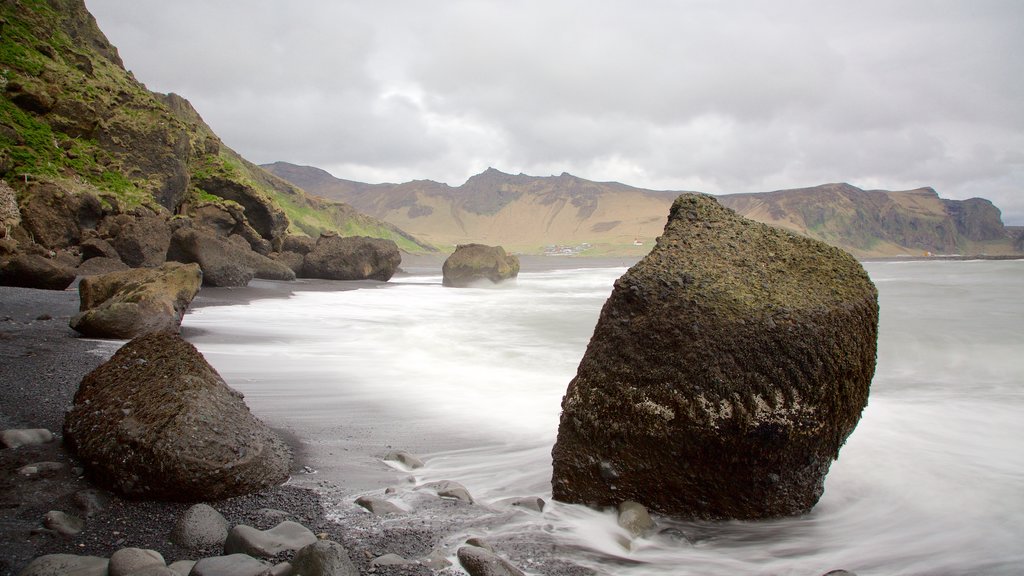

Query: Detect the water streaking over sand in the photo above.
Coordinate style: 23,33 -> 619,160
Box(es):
184,260 -> 1024,575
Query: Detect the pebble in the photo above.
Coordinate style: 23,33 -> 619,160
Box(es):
223,520 -> 318,558
171,503 -> 229,551
457,546 -> 526,576
0,428 -> 55,449
419,480 -> 474,503
16,461 -> 66,478
290,540 -> 358,576
43,510 -> 84,536
15,554 -> 108,576
72,488 -> 112,517
495,496 -> 546,513
354,495 -> 405,515
167,560 -> 197,576
370,553 -> 416,567
617,500 -> 656,538
108,547 -> 165,576
383,449 -> 425,469
189,553 -> 273,576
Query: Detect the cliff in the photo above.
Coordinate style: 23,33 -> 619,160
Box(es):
0,0 -> 432,253
266,162 -> 1020,258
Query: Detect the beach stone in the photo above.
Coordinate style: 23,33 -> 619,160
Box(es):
16,461 -> 66,478
108,547 -> 165,576
223,521 -> 318,558
126,567 -> 179,576
15,553 -> 108,576
421,480 -> 474,503
354,495 -> 405,515
617,501 -> 656,538
551,194 -> 879,520
442,243 -> 520,287
268,562 -> 291,576
420,550 -> 452,570
289,540 -> 358,576
189,554 -> 273,576
383,449 -> 424,469
301,234 -> 401,281
64,332 -> 292,501
171,503 -> 229,551
0,254 -> 76,290
370,553 -> 416,567
496,496 -> 546,512
72,489 -> 112,517
167,560 -> 196,576
465,537 -> 494,552
43,510 -> 84,536
456,546 -> 526,576
69,261 -> 202,339
822,571 -> 858,576
0,428 -> 55,449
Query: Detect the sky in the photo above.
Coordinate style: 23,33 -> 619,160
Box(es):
85,1 -> 1024,224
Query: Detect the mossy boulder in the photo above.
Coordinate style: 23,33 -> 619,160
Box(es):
64,332 -> 292,501
302,234 -> 401,281
442,243 -> 520,287
550,194 -> 878,519
70,261 -> 202,338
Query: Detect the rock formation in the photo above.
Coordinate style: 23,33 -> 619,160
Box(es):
302,234 -> 401,281
0,253 -> 76,290
69,261 -> 202,338
64,332 -> 292,501
442,243 -> 520,287
550,194 -> 878,519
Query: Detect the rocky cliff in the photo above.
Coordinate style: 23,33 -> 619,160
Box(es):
0,0 -> 431,264
267,162 -> 1021,258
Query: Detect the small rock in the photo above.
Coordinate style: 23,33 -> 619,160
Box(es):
290,540 -> 358,576
0,428 -> 54,449
15,554 -> 108,576
354,496 -> 405,515
167,559 -> 196,576
419,550 -> 452,570
496,496 -> 546,512
189,554 -> 273,576
171,503 -> 229,551
255,508 -> 293,523
223,521 -> 318,558
269,562 -> 291,576
108,547 -> 165,576
617,500 -> 656,538
370,553 -> 415,567
420,480 -> 474,503
383,450 -> 424,469
123,567 -> 178,576
43,510 -> 84,536
16,461 -> 66,478
456,546 -> 526,576
73,489 -> 111,517
465,537 -> 494,552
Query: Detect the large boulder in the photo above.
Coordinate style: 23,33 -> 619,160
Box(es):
17,182 -> 104,249
302,234 -> 401,281
442,243 -> 520,287
550,194 -> 878,520
105,212 -> 171,268
64,332 -> 292,501
0,253 -> 76,290
168,223 -> 296,286
69,262 -> 202,338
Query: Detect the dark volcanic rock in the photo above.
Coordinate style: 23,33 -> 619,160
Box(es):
18,182 -> 103,249
0,253 -> 76,290
106,213 -> 171,268
69,261 -> 202,338
441,243 -> 520,287
302,234 -> 400,281
550,194 -> 878,520
64,332 -> 292,501
167,225 -> 294,286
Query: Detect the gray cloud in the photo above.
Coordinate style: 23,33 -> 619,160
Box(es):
85,0 -> 1024,222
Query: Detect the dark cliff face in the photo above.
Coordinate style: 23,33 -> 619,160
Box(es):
943,198 -> 1006,242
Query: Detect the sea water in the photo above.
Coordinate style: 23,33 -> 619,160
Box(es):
183,260 -> 1024,575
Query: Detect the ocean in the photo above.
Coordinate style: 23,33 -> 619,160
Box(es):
183,259 -> 1024,575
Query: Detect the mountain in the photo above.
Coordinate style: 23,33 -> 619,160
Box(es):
265,162 -> 1020,258
0,0 -> 432,254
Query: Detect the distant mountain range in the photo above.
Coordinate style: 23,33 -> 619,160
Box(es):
264,162 -> 1021,258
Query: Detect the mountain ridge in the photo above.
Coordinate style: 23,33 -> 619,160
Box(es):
265,162 -> 1020,258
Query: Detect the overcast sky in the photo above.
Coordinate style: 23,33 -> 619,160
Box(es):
85,1 -> 1023,223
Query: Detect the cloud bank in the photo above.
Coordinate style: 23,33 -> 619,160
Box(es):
86,0 -> 1024,223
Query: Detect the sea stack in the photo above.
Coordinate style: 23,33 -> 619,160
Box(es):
550,194 -> 878,519
442,243 -> 520,287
